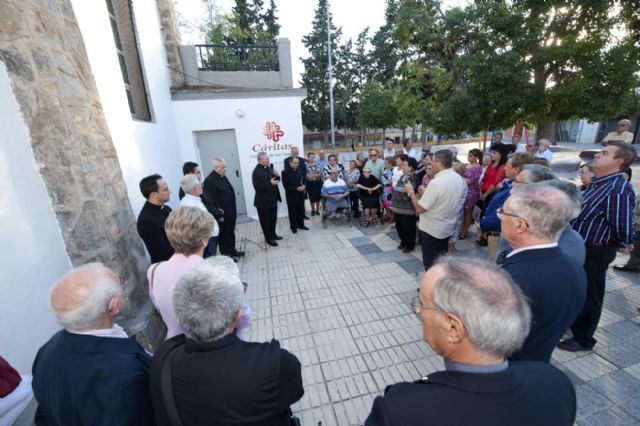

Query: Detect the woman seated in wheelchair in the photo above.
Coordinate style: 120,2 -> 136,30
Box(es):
357,167 -> 382,226
321,167 -> 350,219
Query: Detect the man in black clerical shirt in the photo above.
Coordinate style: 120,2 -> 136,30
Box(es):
252,152 -> 282,247
136,174 -> 173,263
282,157 -> 309,233
202,158 -> 244,259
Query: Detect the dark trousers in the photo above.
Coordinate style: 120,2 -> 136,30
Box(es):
257,207 -> 278,241
570,245 -> 617,348
217,216 -> 236,255
286,193 -> 305,230
204,237 -> 218,258
396,214 -> 417,250
420,230 -> 449,271
349,191 -> 359,214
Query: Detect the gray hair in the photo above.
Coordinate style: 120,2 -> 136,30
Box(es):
180,174 -> 200,195
50,263 -> 122,330
212,158 -> 225,170
257,152 -> 269,161
432,257 -> 531,358
545,179 -> 582,220
173,257 -> 244,343
508,183 -> 574,240
520,164 -> 555,183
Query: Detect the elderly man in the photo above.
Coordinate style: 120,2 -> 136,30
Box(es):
382,138 -> 396,158
366,149 -> 385,180
32,264 -> 154,425
203,158 -> 244,258
321,167 -> 350,218
284,146 -> 306,173
282,157 -> 309,233
178,161 -> 201,200
498,184 -> 587,362
406,149 -> 466,270
602,119 -> 635,145
150,257 -> 303,425
180,174 -> 220,258
316,150 -> 328,172
536,138 -> 553,162
137,174 -> 173,263
364,257 -> 576,425
559,142 -> 637,352
252,152 -> 282,247
402,138 -> 421,161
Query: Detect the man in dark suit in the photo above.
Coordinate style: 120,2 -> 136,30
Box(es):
136,174 -> 173,263
150,257 -> 303,425
32,264 -> 154,425
282,157 -> 309,233
284,147 -> 309,220
498,183 -> 587,362
364,256 -> 576,426
202,158 -> 244,258
252,152 -> 282,246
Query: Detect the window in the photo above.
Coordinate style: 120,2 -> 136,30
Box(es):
106,0 -> 151,121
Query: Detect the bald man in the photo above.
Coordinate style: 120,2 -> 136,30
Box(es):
32,264 -> 154,425
602,119 -> 635,145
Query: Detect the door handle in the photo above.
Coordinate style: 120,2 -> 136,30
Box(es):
235,170 -> 239,178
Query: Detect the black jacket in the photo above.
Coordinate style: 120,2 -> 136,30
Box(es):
202,171 -> 235,219
500,246 -> 587,362
32,331 -> 154,426
283,156 -> 307,178
365,361 -> 576,426
282,167 -> 305,197
137,201 -> 173,263
252,164 -> 281,209
150,334 -> 303,426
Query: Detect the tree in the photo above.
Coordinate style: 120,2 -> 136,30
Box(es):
391,0 -> 640,138
226,0 -> 258,44
300,0 -> 343,143
358,82 -> 398,139
262,0 -> 281,44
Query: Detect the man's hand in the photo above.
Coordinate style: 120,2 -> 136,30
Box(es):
297,185 -> 305,192
271,177 -> 279,186
368,188 -> 372,194
404,182 -> 415,194
417,185 -> 425,196
219,217 -> 224,222
219,208 -> 224,215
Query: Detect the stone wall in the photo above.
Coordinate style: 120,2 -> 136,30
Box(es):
0,0 -> 163,347
156,0 -> 186,89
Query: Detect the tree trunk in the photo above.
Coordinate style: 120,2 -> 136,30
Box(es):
537,110 -> 560,144
411,124 -> 417,141
420,124 -> 427,143
402,128 -> 406,143
382,128 -> 386,144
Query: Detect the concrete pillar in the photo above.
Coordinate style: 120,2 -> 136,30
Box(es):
277,38 -> 293,88
178,45 -> 199,86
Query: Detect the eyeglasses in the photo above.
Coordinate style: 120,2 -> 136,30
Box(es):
410,296 -> 440,316
497,207 -> 530,227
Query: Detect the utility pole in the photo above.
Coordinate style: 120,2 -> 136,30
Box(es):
326,3 -> 336,152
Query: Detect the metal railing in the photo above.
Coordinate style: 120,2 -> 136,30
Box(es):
195,45 -> 280,72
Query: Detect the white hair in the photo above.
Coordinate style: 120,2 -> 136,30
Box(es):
212,158 -> 225,170
432,257 -> 531,358
49,264 -> 121,330
180,174 -> 200,195
508,183 -> 574,241
173,257 -> 243,343
545,179 -> 582,220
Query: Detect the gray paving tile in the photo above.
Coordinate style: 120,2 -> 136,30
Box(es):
586,370 -> 640,404
397,258 -> 425,274
578,406 -> 638,426
575,383 -> 614,419
354,243 -> 383,255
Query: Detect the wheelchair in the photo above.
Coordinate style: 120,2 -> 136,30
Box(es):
320,196 -> 352,229
358,190 -> 388,227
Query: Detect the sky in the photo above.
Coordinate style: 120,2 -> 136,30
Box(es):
174,0 -> 469,87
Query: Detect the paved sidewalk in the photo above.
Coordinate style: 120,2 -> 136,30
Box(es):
235,214 -> 640,426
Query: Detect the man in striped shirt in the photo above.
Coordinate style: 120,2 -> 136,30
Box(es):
558,142 -> 637,352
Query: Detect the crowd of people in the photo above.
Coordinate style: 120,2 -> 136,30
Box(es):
2,125 -> 637,425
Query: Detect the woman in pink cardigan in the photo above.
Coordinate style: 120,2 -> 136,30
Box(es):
148,207 -> 251,340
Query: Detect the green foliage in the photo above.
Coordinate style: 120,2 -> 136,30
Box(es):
357,82 -> 398,129
201,0 -> 280,46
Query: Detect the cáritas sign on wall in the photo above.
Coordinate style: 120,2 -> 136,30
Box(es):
252,121 -> 294,152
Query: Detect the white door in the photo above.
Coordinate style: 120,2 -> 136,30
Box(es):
196,129 -> 247,215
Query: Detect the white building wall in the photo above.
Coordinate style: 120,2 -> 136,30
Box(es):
0,65 -> 72,373
172,96 -> 305,219
71,0 -> 185,216
576,120 -> 601,145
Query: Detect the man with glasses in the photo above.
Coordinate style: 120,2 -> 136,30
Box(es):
558,142 -> 637,352
366,149 -> 384,180
601,119 -> 635,146
498,184 -> 586,362
364,256 -> 576,426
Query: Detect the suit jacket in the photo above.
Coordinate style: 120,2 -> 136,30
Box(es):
137,201 -> 173,263
202,171 -> 235,220
283,156 -> 306,177
282,167 -> 305,197
32,330 -> 154,426
150,334 -> 303,426
365,361 -> 576,426
252,164 -> 281,209
479,180 -> 511,233
501,246 -> 587,362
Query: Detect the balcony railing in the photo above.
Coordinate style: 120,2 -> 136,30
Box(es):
195,45 -> 280,72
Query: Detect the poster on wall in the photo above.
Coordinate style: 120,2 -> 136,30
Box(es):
249,121 -> 296,172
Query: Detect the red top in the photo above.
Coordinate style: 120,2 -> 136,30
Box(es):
481,163 -> 505,193
0,355 -> 21,397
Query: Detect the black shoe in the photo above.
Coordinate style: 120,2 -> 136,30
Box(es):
291,228 -> 298,234
231,257 -> 239,263
231,250 -> 245,257
613,265 -> 640,273
402,247 -> 414,253
476,238 -> 488,247
557,338 -> 592,352
304,215 -> 310,220
397,245 -> 404,250
266,239 -> 279,247
299,225 -> 309,230
273,235 -> 283,240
